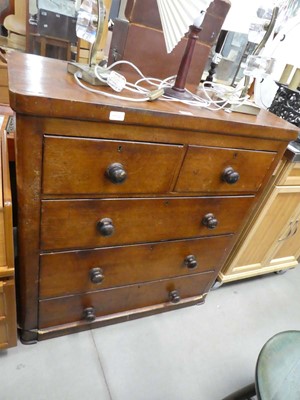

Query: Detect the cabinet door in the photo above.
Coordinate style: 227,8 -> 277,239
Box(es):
270,202 -> 300,269
225,186 -> 300,276
0,280 -> 17,349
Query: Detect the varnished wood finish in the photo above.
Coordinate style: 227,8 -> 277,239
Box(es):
42,136 -> 184,195
175,146 -> 276,193
39,271 -> 214,329
7,53 -> 298,341
40,196 -> 254,251
39,235 -> 233,298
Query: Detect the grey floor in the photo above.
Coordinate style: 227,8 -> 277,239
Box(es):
1,267 -> 300,400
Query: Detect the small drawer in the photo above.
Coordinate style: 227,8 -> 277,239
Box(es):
175,146 -> 276,193
39,234 -> 233,298
42,136 -> 184,195
40,196 -> 254,251
38,271 -> 215,328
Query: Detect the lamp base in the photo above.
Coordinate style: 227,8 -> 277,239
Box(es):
163,86 -> 195,101
67,62 -> 107,86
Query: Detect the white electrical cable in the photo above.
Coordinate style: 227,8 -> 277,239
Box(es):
74,72 -> 152,102
73,59 -> 249,110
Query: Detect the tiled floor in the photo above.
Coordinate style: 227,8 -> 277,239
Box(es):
1,266 -> 300,400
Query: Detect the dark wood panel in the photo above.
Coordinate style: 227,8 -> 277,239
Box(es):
39,234 -> 233,298
40,196 -> 254,251
42,135 -> 184,195
39,271 -> 214,328
176,146 -> 276,193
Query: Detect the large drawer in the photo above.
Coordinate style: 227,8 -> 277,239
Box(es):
38,271 -> 214,329
40,196 -> 254,250
175,146 -> 276,193
42,136 -> 184,195
39,234 -> 233,298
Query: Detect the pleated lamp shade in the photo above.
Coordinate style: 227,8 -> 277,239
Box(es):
156,0 -> 213,53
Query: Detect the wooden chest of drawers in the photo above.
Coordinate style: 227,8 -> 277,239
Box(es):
7,53 -> 298,343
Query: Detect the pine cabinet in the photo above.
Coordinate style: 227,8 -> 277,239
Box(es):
219,155 -> 300,284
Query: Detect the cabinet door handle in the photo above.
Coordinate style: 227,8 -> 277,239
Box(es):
290,219 -> 299,239
278,221 -> 293,242
106,163 -> 127,184
222,166 -> 240,184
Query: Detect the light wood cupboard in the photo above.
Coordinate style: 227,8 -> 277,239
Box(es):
218,154 -> 300,284
0,114 -> 17,350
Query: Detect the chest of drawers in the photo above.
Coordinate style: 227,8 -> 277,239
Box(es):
7,53 -> 298,343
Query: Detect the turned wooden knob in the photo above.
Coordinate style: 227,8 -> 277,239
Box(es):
89,267 -> 104,284
97,218 -> 115,236
169,290 -> 181,304
106,163 -> 127,184
222,166 -> 240,184
184,255 -> 198,269
83,307 -> 96,322
202,213 -> 218,229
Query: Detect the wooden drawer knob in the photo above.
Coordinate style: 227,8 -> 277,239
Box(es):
169,290 -> 181,304
106,163 -> 127,184
184,255 -> 198,269
89,267 -> 104,284
97,218 -> 115,236
222,166 -> 240,184
83,307 -> 96,322
202,213 -> 218,229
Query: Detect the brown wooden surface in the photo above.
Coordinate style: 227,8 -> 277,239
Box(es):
6,53 -> 299,341
176,146 -> 276,193
7,53 -> 299,142
42,135 -> 184,195
39,271 -> 214,329
40,234 -> 233,298
40,196 -> 254,251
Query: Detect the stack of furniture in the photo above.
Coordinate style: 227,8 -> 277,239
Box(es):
0,111 -> 16,350
7,52 -> 298,343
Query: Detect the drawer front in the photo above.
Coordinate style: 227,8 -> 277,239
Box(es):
175,146 -> 276,193
40,196 -> 254,250
39,271 -> 214,328
39,234 -> 233,298
42,136 -> 184,195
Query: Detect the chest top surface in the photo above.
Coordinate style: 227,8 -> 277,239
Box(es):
7,52 -> 299,143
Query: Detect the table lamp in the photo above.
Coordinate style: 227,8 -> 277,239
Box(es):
67,0 -> 109,85
157,0 -> 213,99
